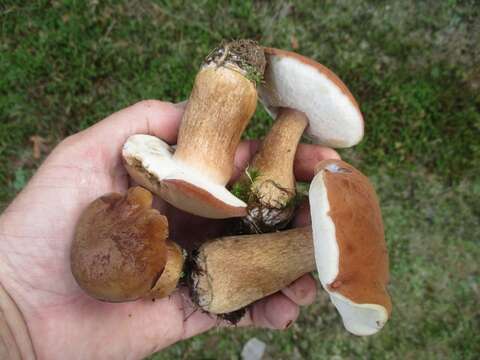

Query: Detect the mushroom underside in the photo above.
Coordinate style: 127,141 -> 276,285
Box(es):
123,134 -> 246,218
259,51 -> 364,148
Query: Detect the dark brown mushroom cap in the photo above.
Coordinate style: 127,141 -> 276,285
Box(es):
71,187 -> 169,302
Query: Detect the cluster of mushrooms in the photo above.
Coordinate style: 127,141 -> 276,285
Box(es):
71,40 -> 392,336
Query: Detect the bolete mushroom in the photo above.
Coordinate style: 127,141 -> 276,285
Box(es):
191,227 -> 314,314
71,187 -> 184,302
123,40 -> 266,219
237,48 -> 364,232
191,159 -> 391,336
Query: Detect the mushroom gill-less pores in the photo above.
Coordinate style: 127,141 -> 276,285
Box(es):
123,40 -> 266,219
191,159 -> 391,336
71,187 -> 184,302
236,48 -> 364,232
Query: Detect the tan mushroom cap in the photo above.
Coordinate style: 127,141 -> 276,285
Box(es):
123,135 -> 247,219
71,187 -> 183,302
309,159 -> 391,335
259,48 -> 364,148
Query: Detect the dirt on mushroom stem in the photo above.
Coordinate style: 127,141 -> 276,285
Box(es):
184,248 -> 247,325
203,39 -> 266,84
231,168 -> 304,234
243,190 -> 295,234
239,187 -> 305,234
230,176 -> 305,235
233,107 -> 309,233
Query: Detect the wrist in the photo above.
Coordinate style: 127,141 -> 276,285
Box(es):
0,282 -> 36,359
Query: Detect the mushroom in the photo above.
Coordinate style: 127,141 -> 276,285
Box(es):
191,160 -> 391,336
309,159 -> 391,335
123,40 -> 266,219
237,47 -> 364,232
191,227 -> 314,314
71,187 -> 184,302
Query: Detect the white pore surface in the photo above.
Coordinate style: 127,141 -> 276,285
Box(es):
123,134 -> 176,178
309,169 -> 386,336
259,56 -> 364,148
330,293 -> 388,336
122,135 -> 246,208
309,170 -> 339,285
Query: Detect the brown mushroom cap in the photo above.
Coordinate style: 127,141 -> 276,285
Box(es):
259,48 -> 364,148
71,187 -> 178,302
149,240 -> 185,299
309,159 -> 391,335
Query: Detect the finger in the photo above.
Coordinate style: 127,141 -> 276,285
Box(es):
281,274 -> 317,306
66,100 -> 185,169
238,293 -> 299,329
231,142 -> 340,184
92,99 -> 185,144
175,100 -> 188,109
293,144 -> 341,182
292,199 -> 311,227
230,140 -> 260,182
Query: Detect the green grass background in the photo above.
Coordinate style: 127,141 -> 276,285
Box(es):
1,0 -> 479,359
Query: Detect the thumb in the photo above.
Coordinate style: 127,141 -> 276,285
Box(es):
60,100 -> 185,174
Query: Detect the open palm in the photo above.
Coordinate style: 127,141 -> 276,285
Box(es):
0,100 -> 338,359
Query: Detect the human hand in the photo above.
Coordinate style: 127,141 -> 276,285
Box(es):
0,100 -> 339,359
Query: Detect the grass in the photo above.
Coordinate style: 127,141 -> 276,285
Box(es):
1,0 -> 479,359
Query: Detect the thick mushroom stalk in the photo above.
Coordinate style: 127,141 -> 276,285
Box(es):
191,227 -> 314,314
238,108 -> 308,232
123,40 -> 266,219
71,187 -> 184,302
237,47 -> 364,232
192,160 -> 391,336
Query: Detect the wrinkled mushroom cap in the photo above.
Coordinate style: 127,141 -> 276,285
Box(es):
309,160 -> 391,335
71,187 -> 178,302
122,134 -> 247,219
259,48 -> 364,148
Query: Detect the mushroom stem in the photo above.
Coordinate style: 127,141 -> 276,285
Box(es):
174,40 -> 266,185
123,41 -> 266,219
191,227 -> 314,314
239,108 -> 308,232
251,108 -> 308,195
